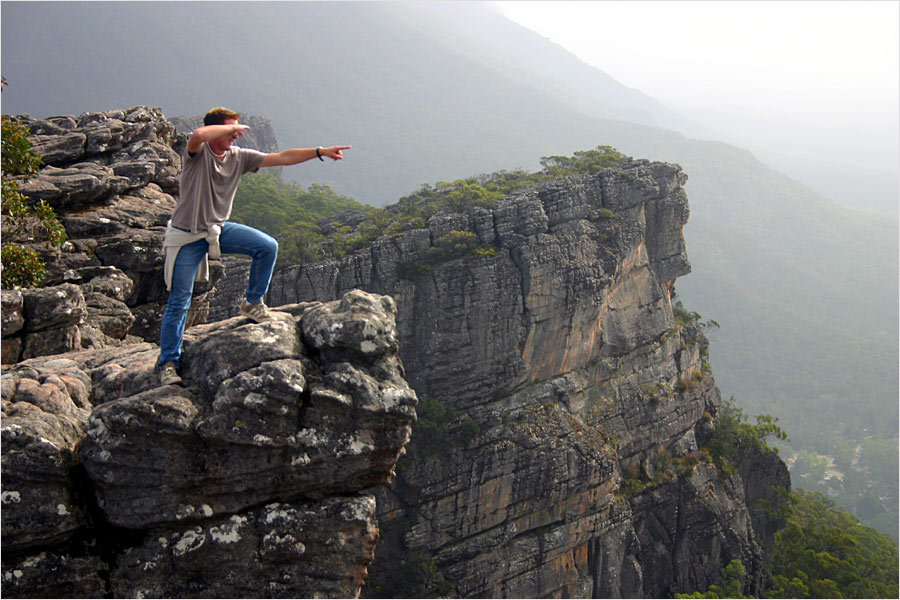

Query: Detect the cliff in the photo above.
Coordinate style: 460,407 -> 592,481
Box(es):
212,152 -> 792,596
1,107 -> 790,598
168,114 -> 283,179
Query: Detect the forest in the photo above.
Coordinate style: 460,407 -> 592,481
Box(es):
677,488 -> 898,599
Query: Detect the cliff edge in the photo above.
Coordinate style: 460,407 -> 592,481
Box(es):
2,288 -> 415,598
2,106 -> 417,599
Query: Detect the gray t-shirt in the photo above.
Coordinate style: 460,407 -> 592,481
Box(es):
171,143 -> 266,232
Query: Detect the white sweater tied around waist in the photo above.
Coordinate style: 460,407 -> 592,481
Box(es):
162,221 -> 222,291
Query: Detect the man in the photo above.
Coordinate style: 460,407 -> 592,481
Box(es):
157,107 -> 350,386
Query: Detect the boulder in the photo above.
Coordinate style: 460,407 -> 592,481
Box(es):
2,290 -> 416,598
1,290 -> 25,337
80,292 -> 416,529
1,358 -> 92,552
17,164 -> 131,210
109,497 -> 378,599
21,283 -> 86,332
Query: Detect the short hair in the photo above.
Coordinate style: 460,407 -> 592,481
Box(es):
203,107 -> 240,126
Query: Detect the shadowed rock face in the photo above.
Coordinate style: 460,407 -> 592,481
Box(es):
2,290 -> 416,598
3,107 -> 191,358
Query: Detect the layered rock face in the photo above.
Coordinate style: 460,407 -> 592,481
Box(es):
212,163 -> 790,597
2,289 -> 415,597
168,114 -> 282,178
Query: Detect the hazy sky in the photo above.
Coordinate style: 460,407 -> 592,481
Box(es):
497,1 -> 899,172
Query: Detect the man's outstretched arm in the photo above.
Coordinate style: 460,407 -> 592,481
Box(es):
259,145 -> 351,168
187,124 -> 250,154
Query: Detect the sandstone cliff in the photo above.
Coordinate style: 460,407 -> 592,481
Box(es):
2,107 -> 789,598
212,159 -> 792,596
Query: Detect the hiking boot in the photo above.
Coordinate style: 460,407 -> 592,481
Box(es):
240,300 -> 272,323
159,362 -> 182,386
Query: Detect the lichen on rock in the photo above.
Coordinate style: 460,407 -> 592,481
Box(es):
2,290 -> 415,598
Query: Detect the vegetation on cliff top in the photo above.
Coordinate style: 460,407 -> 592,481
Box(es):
231,145 -> 628,267
703,398 -> 788,477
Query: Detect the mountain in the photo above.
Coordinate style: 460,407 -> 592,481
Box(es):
0,1 -> 698,204
2,0 -> 896,528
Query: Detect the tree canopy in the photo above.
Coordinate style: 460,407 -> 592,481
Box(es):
766,489 -> 898,599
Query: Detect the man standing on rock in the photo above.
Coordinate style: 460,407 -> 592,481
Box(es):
157,107 -> 350,386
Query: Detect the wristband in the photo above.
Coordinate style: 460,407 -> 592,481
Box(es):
316,146 -> 324,161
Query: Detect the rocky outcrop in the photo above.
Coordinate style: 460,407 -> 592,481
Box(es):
4,107 -> 188,348
2,107 -> 421,598
1,268 -> 141,364
2,289 -> 416,598
2,107 -> 279,353
211,162 -> 790,597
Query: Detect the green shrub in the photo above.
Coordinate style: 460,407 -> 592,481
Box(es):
676,559 -> 753,598
1,244 -> 46,288
672,304 -> 699,324
617,448 -> 701,498
460,416 -> 481,446
540,145 -> 629,176
702,398 -> 787,477
398,230 -> 497,279
2,114 -> 67,288
408,397 -> 482,457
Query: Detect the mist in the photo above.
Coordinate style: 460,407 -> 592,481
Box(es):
498,0 -> 900,214
674,100 -> 899,214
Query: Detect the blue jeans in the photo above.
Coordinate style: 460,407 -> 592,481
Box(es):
157,221 -> 278,369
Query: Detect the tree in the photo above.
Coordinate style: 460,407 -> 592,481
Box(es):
676,559 -> 753,598
230,171 -> 371,266
703,397 -> 787,476
767,489 -> 899,598
540,145 -> 628,176
1,99 -> 67,288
